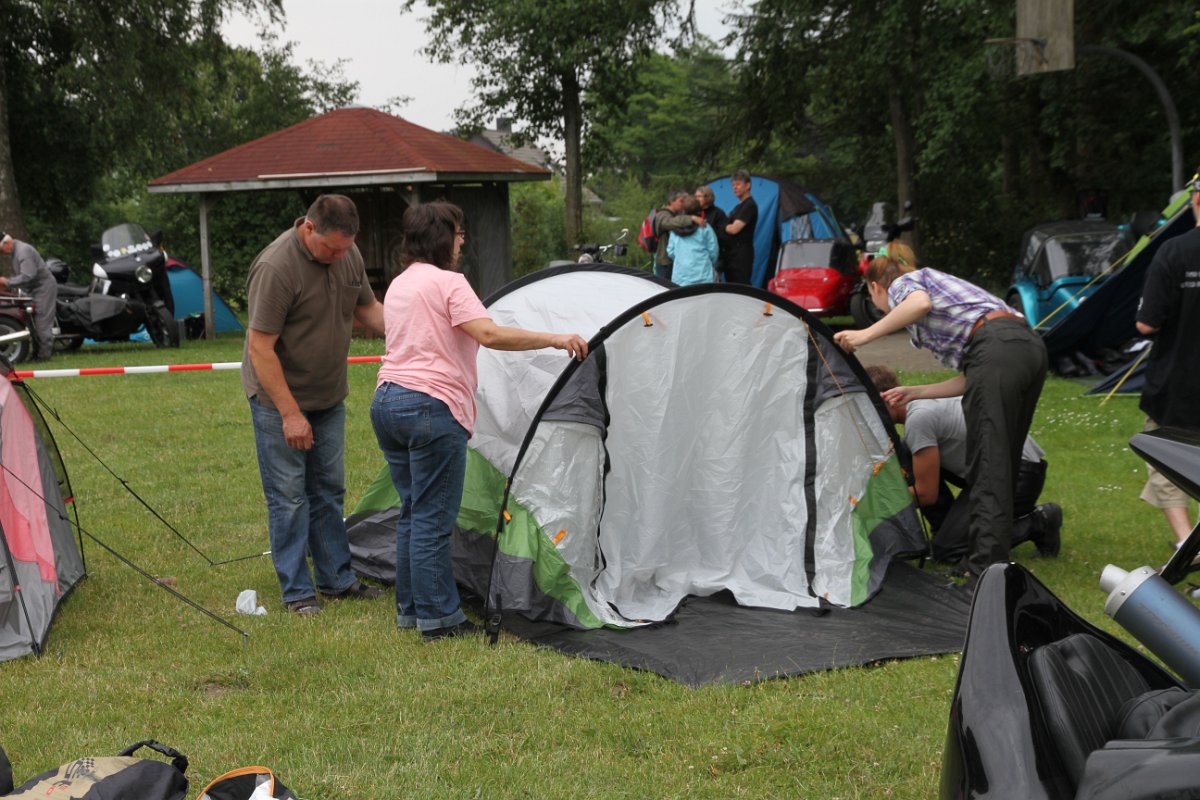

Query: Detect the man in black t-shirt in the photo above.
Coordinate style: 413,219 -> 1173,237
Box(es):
724,170 -> 758,285
1135,174 -> 1200,548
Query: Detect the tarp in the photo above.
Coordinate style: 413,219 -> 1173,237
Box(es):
0,357 -> 84,663
165,258 -> 244,333
707,175 -> 845,288
1085,346 -> 1149,396
349,266 -> 968,683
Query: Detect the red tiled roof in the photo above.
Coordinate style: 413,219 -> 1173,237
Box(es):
149,107 -> 548,188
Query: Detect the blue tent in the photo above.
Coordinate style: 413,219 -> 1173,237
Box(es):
166,258 -> 243,333
707,175 -> 845,288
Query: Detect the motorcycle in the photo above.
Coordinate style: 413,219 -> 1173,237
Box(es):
573,228 -> 631,265
848,202 -> 916,329
53,223 -> 179,351
546,229 -> 632,269
941,426 -> 1200,799
0,293 -> 35,364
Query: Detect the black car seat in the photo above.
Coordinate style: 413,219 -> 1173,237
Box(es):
1028,632 -> 1152,788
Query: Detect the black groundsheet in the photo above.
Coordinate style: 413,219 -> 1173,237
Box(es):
498,561 -> 971,686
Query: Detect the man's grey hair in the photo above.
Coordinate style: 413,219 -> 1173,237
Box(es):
732,169 -> 752,184
306,194 -> 360,237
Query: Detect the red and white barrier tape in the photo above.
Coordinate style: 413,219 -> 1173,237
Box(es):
13,355 -> 382,379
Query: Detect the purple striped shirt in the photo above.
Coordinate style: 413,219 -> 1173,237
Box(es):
888,268 -> 1016,369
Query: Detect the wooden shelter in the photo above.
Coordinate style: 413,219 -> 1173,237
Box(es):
148,107 -> 549,338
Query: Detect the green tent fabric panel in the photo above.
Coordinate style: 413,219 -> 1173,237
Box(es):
495,504 -> 604,630
351,450 -> 602,628
353,464 -> 397,516
353,448 -> 509,534
456,449 -> 509,535
849,455 -> 914,606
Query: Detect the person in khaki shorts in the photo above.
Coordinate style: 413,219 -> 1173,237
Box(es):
1135,172 -> 1200,552
243,194 -> 386,615
1139,421 -> 1193,547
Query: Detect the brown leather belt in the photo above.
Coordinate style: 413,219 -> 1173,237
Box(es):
969,309 -> 1023,340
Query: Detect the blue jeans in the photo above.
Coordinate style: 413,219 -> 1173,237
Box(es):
370,382 -> 468,631
249,397 -> 355,603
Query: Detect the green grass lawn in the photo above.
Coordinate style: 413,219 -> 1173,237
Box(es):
0,335 -> 1185,798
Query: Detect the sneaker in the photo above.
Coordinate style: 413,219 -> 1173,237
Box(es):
421,620 -> 482,642
323,579 -> 384,601
285,597 -> 322,616
1033,503 -> 1062,557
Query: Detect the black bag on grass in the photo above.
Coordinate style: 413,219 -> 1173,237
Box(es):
195,766 -> 297,799
0,740 -> 188,799
0,745 -> 12,795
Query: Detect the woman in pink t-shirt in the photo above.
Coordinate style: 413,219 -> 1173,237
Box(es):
371,202 -> 587,641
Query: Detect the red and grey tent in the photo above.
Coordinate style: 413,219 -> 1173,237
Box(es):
0,358 -> 84,662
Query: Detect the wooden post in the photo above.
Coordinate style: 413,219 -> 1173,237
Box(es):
198,193 -> 215,340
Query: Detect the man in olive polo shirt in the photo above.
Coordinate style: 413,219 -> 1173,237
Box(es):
243,194 -> 385,615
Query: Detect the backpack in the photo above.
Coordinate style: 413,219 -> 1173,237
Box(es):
637,207 -> 659,253
1,740 -> 188,800
195,766 -> 297,800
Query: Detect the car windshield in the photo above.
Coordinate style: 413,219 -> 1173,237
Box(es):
1034,232 -> 1129,286
776,240 -> 857,276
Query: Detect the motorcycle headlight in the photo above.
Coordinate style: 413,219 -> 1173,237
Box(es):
135,264 -> 153,283
92,263 -> 108,280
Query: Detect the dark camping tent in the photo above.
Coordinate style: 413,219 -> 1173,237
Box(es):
706,175 -> 845,289
348,265 -> 968,685
0,357 -> 84,662
1040,191 -> 1195,364
1086,345 -> 1150,396
166,258 -> 243,334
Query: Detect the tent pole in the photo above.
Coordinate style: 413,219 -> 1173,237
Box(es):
198,193 -> 215,341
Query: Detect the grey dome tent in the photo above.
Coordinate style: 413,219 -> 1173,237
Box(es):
348,267 -> 965,683
0,357 -> 84,663
480,282 -> 923,626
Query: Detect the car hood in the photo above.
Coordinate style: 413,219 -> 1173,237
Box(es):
769,267 -> 853,308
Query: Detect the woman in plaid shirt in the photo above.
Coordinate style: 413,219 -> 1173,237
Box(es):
834,244 -> 1048,591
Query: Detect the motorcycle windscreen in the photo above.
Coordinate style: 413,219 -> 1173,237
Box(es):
1133,427 -> 1200,584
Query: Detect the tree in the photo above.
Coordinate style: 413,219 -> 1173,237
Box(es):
587,39 -> 737,187
136,36 -> 359,306
0,0 -> 283,243
410,0 -> 683,246
730,0 -> 1200,289
0,0 -> 358,299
